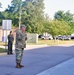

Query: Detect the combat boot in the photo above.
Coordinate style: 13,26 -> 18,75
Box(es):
19,64 -> 24,67
16,63 -> 21,68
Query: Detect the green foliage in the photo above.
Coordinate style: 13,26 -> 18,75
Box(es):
54,10 -> 74,22
54,10 -> 74,34
21,0 -> 45,33
68,22 -> 74,33
49,20 -> 71,36
0,12 -> 9,25
0,1 -> 74,35
43,20 -> 71,36
4,0 -> 45,33
0,2 -> 2,8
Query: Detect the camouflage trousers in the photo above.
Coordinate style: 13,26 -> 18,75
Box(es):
15,48 -> 24,63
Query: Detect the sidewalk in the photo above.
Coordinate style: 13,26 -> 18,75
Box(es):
37,57 -> 74,75
0,44 -> 48,56
0,44 -> 48,50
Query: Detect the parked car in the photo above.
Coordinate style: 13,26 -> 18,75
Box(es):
58,36 -> 63,40
71,34 -> 74,39
41,36 -> 53,40
58,35 -> 71,40
38,34 -> 43,38
63,36 -> 71,40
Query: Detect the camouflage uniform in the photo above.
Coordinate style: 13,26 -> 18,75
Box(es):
15,29 -> 27,64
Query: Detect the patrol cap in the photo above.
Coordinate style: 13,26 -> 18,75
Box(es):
20,24 -> 26,29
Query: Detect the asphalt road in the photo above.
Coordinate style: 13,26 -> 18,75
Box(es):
0,45 -> 74,75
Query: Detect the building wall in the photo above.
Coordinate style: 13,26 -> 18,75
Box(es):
0,28 -> 38,44
27,33 -> 38,44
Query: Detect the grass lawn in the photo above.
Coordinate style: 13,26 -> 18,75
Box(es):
0,39 -> 74,46
0,42 -> 8,53
0,39 -> 74,53
0,42 -> 7,46
38,39 -> 74,46
27,39 -> 74,46
0,48 -> 7,53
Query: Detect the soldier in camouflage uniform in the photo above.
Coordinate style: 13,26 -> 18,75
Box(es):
15,25 -> 27,68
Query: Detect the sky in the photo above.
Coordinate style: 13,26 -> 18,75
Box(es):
0,0 -> 74,19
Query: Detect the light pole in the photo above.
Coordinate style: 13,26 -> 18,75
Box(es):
18,0 -> 23,29
0,2 -> 2,10
19,6 -> 22,29
0,2 -> 2,8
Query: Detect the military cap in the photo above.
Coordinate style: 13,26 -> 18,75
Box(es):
20,24 -> 26,29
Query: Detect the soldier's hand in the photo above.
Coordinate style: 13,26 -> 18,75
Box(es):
25,37 -> 27,40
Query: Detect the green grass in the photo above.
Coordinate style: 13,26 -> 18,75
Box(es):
0,42 -> 7,46
0,39 -> 74,53
27,39 -> 74,46
0,42 -> 8,53
38,39 -> 74,46
0,48 -> 7,53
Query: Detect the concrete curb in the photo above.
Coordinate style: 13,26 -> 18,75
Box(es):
0,44 -> 48,56
37,57 -> 74,75
0,53 -> 7,56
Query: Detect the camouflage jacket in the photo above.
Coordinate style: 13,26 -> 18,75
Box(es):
15,30 -> 27,49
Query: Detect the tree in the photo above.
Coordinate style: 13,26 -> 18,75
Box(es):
0,2 -> 2,8
48,20 -> 71,36
22,0 -> 45,33
5,0 -> 24,27
68,22 -> 74,33
0,12 -> 9,25
5,0 -> 45,33
54,10 -> 74,22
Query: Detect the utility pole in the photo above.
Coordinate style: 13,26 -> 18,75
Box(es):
19,0 -> 23,29
0,2 -> 2,8
19,9 -> 21,29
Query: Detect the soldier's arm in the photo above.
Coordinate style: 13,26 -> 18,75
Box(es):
25,33 -> 27,41
16,31 -> 22,41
